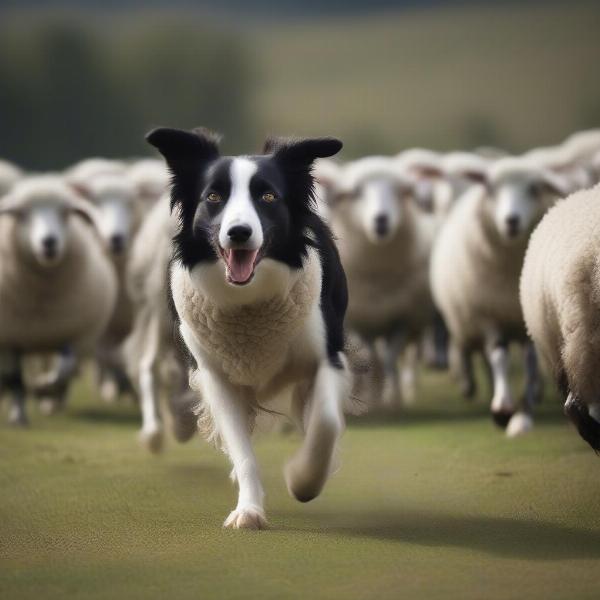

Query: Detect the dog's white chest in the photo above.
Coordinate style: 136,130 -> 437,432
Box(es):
174,262 -> 320,387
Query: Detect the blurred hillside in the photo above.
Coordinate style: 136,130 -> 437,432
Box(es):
0,0 -> 598,168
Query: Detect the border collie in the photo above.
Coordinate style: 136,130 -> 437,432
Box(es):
147,127 -> 350,529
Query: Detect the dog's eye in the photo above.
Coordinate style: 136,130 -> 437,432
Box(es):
261,191 -> 276,203
207,192 -> 221,203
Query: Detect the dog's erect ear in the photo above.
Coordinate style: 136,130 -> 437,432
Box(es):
146,127 -> 220,169
264,136 -> 343,165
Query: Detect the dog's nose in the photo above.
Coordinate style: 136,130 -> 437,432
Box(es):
227,224 -> 252,244
42,235 -> 57,256
110,234 -> 126,254
506,215 -> 520,237
374,214 -> 389,237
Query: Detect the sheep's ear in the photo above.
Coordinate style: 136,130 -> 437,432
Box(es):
539,171 -> 570,198
146,127 -> 221,170
265,136 -> 343,165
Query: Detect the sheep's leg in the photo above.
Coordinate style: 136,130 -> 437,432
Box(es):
485,339 -> 515,428
285,357 -> 349,503
564,392 -> 600,452
196,368 -> 265,529
401,343 -> 418,405
433,310 -> 449,370
7,370 -> 28,427
381,331 -> 404,410
138,315 -> 163,453
507,341 -> 539,437
459,349 -> 477,399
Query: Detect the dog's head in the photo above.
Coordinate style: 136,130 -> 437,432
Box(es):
147,127 -> 342,287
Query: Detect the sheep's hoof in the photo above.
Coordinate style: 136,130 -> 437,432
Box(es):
100,379 -> 119,404
139,427 -> 164,454
8,408 -> 29,427
491,409 -> 514,429
38,398 -> 60,416
223,506 -> 267,530
506,412 -> 534,438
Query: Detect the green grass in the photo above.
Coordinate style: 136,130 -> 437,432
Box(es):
1,369 -> 600,600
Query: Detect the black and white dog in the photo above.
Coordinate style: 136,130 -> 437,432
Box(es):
147,127 -> 350,529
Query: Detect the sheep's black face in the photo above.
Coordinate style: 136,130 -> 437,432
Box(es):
146,127 -> 342,286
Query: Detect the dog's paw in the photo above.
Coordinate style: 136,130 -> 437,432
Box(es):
223,506 -> 267,530
139,426 -> 164,454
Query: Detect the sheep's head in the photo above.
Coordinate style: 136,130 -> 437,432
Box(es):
471,159 -> 569,243
332,157 -> 416,244
72,174 -> 136,257
0,176 -> 96,267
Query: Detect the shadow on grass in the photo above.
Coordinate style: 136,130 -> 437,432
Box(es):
72,407 -> 140,426
276,508 -> 600,560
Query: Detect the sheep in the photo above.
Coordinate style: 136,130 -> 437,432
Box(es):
520,184 -> 600,451
122,194 -> 196,452
326,156 -> 436,408
127,158 -> 170,207
66,157 -> 127,186
430,157 -> 570,436
0,175 -> 117,425
0,159 -> 23,196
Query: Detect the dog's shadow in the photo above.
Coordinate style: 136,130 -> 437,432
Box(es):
274,508 -> 600,560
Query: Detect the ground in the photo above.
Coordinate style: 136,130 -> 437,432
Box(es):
1,367 -> 600,600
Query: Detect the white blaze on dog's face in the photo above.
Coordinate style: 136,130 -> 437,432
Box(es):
18,202 -> 69,267
353,177 -> 404,244
217,159 -> 264,285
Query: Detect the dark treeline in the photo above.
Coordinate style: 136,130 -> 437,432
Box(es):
0,16 -> 257,170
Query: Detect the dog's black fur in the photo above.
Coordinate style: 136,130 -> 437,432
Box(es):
147,127 -> 347,368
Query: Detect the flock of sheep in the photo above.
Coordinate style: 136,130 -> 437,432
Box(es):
2,128 -> 600,453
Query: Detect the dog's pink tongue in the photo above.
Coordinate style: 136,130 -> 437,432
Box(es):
226,249 -> 258,283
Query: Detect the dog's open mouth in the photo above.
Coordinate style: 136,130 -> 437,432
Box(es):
221,247 -> 261,285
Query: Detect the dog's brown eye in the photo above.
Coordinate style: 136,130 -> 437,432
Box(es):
261,191 -> 276,203
207,192 -> 221,203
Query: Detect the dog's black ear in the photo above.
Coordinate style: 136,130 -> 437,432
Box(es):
146,127 -> 220,166
265,136 -> 343,165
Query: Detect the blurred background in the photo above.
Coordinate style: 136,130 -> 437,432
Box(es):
1,0 -> 599,169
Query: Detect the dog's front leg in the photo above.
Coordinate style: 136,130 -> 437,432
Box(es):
198,368 -> 266,529
285,357 -> 350,502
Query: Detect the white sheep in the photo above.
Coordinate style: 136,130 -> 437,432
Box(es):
327,156 -> 436,408
0,159 -> 23,196
122,194 -> 195,452
520,183 -> 600,451
0,175 -> 117,425
430,157 -> 570,436
127,158 -> 170,206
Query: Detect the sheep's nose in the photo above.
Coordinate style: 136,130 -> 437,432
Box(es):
110,234 -> 126,254
506,215 -> 520,237
227,224 -> 252,244
42,235 -> 57,257
374,214 -> 389,237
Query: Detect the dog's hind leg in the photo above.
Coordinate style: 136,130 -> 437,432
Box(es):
285,356 -> 350,503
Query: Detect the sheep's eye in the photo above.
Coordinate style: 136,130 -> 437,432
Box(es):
206,192 -> 221,203
261,191 -> 276,203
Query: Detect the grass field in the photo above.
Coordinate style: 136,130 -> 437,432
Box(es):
2,368 -> 600,599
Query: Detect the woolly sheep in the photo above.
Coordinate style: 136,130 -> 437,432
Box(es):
127,158 -> 170,206
122,194 -> 195,452
430,157 -> 570,436
520,184 -> 600,451
0,175 -> 117,424
326,156 -> 436,408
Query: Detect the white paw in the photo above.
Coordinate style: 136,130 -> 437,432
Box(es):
100,379 -> 119,403
139,426 -> 164,454
506,412 -> 533,438
223,506 -> 267,530
8,407 -> 28,427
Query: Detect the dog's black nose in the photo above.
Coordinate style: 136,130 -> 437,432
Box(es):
506,215 -> 520,237
110,234 -> 126,254
227,224 -> 252,244
374,214 -> 389,237
42,236 -> 57,256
